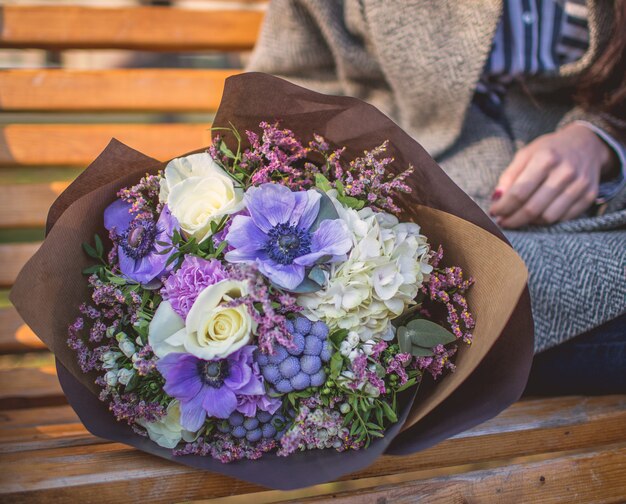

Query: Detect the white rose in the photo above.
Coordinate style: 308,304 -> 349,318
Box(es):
137,400 -> 197,449
149,280 -> 255,360
160,153 -> 244,243
159,152 -> 226,202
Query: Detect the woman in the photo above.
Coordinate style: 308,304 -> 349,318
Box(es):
248,0 -> 626,393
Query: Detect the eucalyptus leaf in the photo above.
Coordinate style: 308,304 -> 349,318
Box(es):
409,346 -> 435,357
309,190 -> 340,232
307,266 -> 326,286
397,326 -> 411,354
405,319 -> 457,348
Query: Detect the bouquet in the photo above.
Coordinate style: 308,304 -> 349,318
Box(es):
12,73 -> 533,489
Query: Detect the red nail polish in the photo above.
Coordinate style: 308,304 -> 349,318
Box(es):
491,189 -> 503,201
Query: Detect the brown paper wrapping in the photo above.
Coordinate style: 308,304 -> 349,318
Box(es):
10,73 -> 533,489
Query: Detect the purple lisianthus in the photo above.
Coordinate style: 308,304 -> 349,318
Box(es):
104,200 -> 177,285
156,346 -> 265,431
161,256 -> 228,319
236,393 -> 282,417
224,184 -> 352,290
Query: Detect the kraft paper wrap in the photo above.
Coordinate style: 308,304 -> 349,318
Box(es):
10,73 -> 534,489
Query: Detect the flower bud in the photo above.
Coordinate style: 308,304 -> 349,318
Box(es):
117,368 -> 135,385
104,370 -> 118,387
115,331 -> 128,343
339,403 -> 351,414
101,351 -> 122,370
119,340 -> 136,358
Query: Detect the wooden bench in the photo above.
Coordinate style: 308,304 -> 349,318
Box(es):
1,3 -> 625,502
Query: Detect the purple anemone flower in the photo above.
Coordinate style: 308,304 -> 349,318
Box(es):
104,200 -> 177,285
224,184 -> 352,290
156,346 -> 265,431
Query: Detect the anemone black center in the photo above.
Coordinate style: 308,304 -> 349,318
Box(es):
264,223 -> 312,265
120,218 -> 157,260
199,359 -> 229,388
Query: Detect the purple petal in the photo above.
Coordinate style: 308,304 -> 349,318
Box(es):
179,394 -> 208,431
294,219 -> 352,266
104,199 -> 135,233
157,354 -> 203,400
224,247 -> 269,264
234,373 -> 264,395
224,215 -> 268,251
291,190 -> 321,229
257,260 -> 305,290
245,184 -> 296,232
202,386 -> 237,419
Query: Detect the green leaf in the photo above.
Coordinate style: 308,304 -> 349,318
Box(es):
309,190 -> 340,232
82,242 -> 99,259
375,406 -> 383,426
94,234 -> 104,257
307,266 -> 326,287
410,346 -> 435,357
381,401 -> 398,423
329,329 -> 348,347
314,173 -> 332,192
330,351 -> 343,379
405,319 -> 457,348
334,179 -> 345,196
397,326 -> 411,354
396,378 -> 418,392
219,140 -> 236,160
124,374 -> 140,392
338,195 -> 365,210
82,265 -> 102,275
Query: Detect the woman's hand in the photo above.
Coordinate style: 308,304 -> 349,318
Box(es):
489,123 -> 617,228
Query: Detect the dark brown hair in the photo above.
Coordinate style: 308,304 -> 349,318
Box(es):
576,0 -> 626,120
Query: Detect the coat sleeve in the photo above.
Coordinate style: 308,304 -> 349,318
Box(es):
246,0 -> 345,96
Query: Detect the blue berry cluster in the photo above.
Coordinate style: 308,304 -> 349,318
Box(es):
218,410 -> 288,443
256,316 -> 332,394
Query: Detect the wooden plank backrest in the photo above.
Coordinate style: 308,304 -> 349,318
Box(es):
0,2 -> 265,354
0,5 -> 264,51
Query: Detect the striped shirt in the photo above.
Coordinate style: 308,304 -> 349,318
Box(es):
476,0 -> 625,204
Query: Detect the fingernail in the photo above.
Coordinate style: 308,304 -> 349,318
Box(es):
491,189 -> 503,201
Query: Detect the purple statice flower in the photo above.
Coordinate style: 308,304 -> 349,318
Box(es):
161,256 -> 228,319
224,184 -> 352,290
104,200 -> 178,285
156,346 -> 265,431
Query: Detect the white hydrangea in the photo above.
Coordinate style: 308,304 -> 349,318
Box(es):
298,192 -> 432,342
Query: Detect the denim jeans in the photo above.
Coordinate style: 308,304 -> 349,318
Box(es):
524,313 -> 626,396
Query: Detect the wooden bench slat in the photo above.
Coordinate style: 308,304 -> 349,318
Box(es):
0,366 -> 64,410
290,444 -> 626,504
0,183 -> 68,228
0,242 -> 41,287
0,123 -> 214,167
0,5 -> 264,51
0,69 -> 240,112
0,308 -> 46,354
0,395 -> 624,500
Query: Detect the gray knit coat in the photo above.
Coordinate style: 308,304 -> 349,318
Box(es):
247,0 -> 626,352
